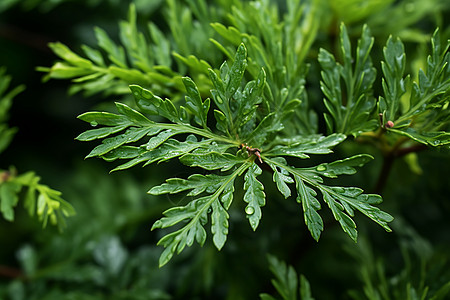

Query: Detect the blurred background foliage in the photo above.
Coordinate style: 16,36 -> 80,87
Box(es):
0,0 -> 449,299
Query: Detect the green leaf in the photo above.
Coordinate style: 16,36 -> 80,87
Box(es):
0,181 -> 21,221
314,154 -> 374,178
378,36 -> 409,122
5,172 -> 75,230
264,254 -> 299,300
389,128 -> 450,147
152,164 -> 249,266
299,274 -> 315,300
319,24 -> 377,136
85,127 -> 154,158
243,164 -> 266,231
226,43 -> 247,99
94,27 -> 127,68
267,159 -> 294,199
77,111 -> 131,127
149,173 -> 226,196
182,77 -> 209,129
75,125 -> 129,141
180,152 -> 245,171
211,199 -> 229,250
321,186 -> 393,241
295,176 -> 323,241
246,113 -> 284,146
111,136 -> 208,172
266,134 -> 346,159
48,42 -> 93,69
130,85 -> 182,123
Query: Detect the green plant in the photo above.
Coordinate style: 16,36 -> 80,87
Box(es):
77,42 -> 396,266
1,0 -> 450,299
0,68 -> 74,230
260,255 -> 315,300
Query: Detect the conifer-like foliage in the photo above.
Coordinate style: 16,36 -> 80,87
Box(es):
2,0 -> 450,299
78,43 -> 393,266
0,68 -> 74,230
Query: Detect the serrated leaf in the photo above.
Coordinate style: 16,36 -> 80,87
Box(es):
0,181 -> 21,221
75,125 -> 129,141
49,42 -> 93,69
379,36 -> 409,121
101,146 -> 145,162
130,85 -> 182,123
243,164 -> 266,231
267,160 -> 294,199
152,164 -> 248,266
389,128 -> 450,147
266,254 -> 299,300
320,24 -> 377,136
180,152 -> 245,171
295,176 -> 323,241
267,134 -> 346,158
322,186 -> 393,237
77,112 -> 131,126
115,102 -> 153,126
112,136 -> 208,172
322,189 -> 358,241
86,127 -> 154,158
247,113 -> 284,145
182,76 -> 209,129
211,199 -> 229,250
299,274 -> 315,300
149,174 -> 226,196
226,43 -> 247,98
314,154 -> 373,178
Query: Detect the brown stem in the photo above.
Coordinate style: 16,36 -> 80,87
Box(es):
374,143 -> 428,194
0,265 -> 23,279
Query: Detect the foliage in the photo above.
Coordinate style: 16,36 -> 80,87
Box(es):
346,220 -> 450,300
260,255 -> 315,300
78,43 -> 393,266
0,68 -> 74,230
1,0 -> 450,299
0,67 -> 24,154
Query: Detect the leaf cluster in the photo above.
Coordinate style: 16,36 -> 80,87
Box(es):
0,168 -> 75,230
260,255 -> 315,300
78,44 -> 393,266
346,222 -> 450,300
38,1 -> 228,99
0,67 -> 25,154
0,68 -> 74,230
378,29 -> 450,147
320,24 -> 450,149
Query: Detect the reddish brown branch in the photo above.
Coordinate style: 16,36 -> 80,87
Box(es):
0,265 -> 23,279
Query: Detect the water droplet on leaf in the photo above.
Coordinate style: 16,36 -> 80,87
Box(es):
90,121 -> 98,127
316,165 -> 327,172
245,206 -> 255,215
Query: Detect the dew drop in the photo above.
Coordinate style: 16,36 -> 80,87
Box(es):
245,206 -> 255,215
431,140 -> 440,146
216,96 -> 223,104
90,121 -> 98,127
316,165 -> 327,172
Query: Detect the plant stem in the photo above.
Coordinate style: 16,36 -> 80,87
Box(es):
0,265 -> 23,279
374,143 -> 427,194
